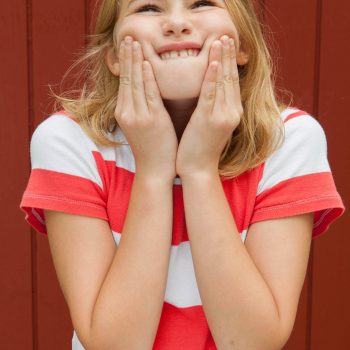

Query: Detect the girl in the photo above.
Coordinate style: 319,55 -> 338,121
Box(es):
20,0 -> 345,349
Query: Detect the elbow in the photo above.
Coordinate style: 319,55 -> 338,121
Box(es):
270,331 -> 292,350
85,331 -> 154,350
262,324 -> 292,350
74,329 -> 120,350
83,333 -> 123,350
222,321 -> 289,350
82,338 -> 120,350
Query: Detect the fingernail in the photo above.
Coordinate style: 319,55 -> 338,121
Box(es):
222,35 -> 229,44
125,36 -> 132,44
229,38 -> 235,46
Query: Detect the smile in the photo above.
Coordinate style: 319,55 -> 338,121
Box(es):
160,49 -> 200,60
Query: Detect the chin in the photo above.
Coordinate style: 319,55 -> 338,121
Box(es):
154,66 -> 206,100
158,81 -> 201,100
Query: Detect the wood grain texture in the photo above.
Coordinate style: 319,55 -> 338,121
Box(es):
263,0 -> 319,112
31,0 -> 86,348
262,1 -> 319,348
0,1 -> 33,349
312,0 -> 350,348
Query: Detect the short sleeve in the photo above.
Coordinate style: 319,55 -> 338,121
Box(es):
20,114 -> 108,235
250,111 -> 345,238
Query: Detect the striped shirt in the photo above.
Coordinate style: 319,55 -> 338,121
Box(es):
20,107 -> 345,349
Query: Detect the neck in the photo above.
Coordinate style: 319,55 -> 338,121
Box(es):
163,97 -> 198,142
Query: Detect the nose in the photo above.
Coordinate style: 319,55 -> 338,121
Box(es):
162,11 -> 193,37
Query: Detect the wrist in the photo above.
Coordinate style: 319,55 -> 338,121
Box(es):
178,169 -> 220,183
134,171 -> 175,186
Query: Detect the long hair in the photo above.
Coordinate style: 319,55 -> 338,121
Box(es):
51,0 -> 290,178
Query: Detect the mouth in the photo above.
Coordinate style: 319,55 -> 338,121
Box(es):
159,48 -> 201,61
156,41 -> 204,61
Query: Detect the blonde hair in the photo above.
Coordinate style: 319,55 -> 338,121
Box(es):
52,0 -> 290,178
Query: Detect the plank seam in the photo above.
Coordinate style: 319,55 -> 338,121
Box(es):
26,0 -> 38,349
307,0 -> 324,349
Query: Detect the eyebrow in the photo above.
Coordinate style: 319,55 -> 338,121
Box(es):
127,0 -> 156,7
127,0 -> 222,8
127,0 -> 190,8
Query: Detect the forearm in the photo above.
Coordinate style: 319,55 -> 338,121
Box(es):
181,172 -> 281,350
90,173 -> 173,350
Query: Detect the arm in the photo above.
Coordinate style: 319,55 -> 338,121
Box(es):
45,173 -> 174,350
180,172 -> 313,350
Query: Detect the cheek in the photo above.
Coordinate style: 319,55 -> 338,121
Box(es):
195,13 -> 238,40
116,19 -> 154,45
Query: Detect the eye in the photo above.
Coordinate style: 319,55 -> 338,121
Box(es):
192,0 -> 215,8
135,0 -> 215,13
136,3 -> 160,13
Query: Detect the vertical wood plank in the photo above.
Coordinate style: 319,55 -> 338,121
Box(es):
263,0 -> 318,112
0,1 -> 33,349
31,0 -> 86,348
86,0 -> 99,35
262,1 -> 319,349
312,0 -> 350,348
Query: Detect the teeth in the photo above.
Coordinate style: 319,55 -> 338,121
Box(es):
160,49 -> 200,60
179,50 -> 188,58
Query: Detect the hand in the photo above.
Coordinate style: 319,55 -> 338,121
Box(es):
176,35 -> 243,178
115,36 -> 178,180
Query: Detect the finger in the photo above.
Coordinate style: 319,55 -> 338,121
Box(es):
196,60 -> 219,114
120,36 -> 133,103
214,59 -> 225,112
132,41 -> 148,112
142,60 -> 162,112
116,40 -> 125,116
221,36 -> 234,104
229,38 -> 241,99
208,40 -> 221,65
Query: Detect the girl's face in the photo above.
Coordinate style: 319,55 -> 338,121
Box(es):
113,0 -> 248,100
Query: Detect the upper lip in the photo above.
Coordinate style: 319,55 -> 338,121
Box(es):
157,41 -> 202,55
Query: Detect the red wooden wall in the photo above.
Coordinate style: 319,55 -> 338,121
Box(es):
1,0 -> 348,349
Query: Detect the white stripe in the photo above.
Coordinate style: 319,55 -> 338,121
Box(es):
258,115 -> 330,195
112,229 -> 247,308
280,107 -> 301,121
241,229 -> 248,243
31,115 -> 104,188
72,331 -> 85,350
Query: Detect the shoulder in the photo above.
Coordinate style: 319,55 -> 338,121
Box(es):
266,107 -> 329,169
29,111 -> 103,178
32,110 -> 128,154
31,111 -> 94,149
280,107 -> 327,147
258,107 -> 331,194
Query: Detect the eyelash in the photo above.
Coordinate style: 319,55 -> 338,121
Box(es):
136,1 -> 216,13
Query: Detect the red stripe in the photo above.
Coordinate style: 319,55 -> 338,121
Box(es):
153,302 -> 216,349
284,110 -> 308,123
20,169 -> 107,235
93,153 -> 264,245
251,172 -> 345,238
